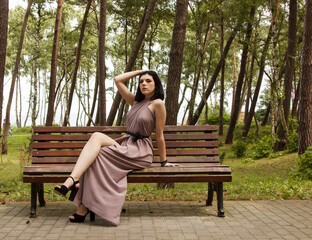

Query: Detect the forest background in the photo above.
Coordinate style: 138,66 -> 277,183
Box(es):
0,0 -> 312,184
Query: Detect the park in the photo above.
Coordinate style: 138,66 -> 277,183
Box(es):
0,0 -> 312,239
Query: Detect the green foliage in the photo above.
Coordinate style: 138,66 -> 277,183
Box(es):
296,147 -> 312,180
286,131 -> 298,153
232,139 -> 247,158
252,135 -> 274,159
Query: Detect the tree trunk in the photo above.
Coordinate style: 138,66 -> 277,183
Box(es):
0,0 -> 8,138
2,0 -> 33,154
276,0 -> 297,150
46,0 -> 63,126
298,0 -> 312,155
261,102 -> 271,126
242,22 -> 273,137
225,6 -> 255,144
189,27 -> 238,125
106,0 -> 158,126
98,0 -> 107,126
32,3 -> 42,130
219,6 -> 224,135
63,0 -> 92,126
165,0 -> 188,125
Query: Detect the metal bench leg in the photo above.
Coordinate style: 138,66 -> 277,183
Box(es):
38,183 -> 46,207
30,183 -> 38,218
216,182 -> 225,217
206,182 -> 214,206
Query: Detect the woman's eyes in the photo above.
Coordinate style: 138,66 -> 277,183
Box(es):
140,80 -> 152,83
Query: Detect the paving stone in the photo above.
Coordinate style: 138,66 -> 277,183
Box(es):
0,200 -> 311,240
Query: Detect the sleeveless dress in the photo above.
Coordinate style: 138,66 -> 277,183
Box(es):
73,98 -> 155,225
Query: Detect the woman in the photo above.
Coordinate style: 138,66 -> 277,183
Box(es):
54,70 -> 178,225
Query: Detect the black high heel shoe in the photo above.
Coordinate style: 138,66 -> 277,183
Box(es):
69,209 -> 95,223
54,176 -> 79,201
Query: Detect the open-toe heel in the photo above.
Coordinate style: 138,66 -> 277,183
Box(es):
54,176 -> 79,200
69,209 -> 95,223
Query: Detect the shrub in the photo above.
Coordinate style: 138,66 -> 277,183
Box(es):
296,146 -> 312,180
286,131 -> 298,153
252,135 -> 274,159
232,140 -> 248,158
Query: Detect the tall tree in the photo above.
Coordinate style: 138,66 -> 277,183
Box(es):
2,0 -> 33,154
165,0 -> 188,125
0,0 -> 9,136
298,0 -> 312,155
225,6 -> 255,144
46,0 -> 63,126
219,4 -> 225,135
106,0 -> 158,126
276,0 -> 297,150
98,0 -> 107,126
63,0 -> 92,126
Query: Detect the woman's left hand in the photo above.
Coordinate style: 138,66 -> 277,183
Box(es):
164,162 -> 181,167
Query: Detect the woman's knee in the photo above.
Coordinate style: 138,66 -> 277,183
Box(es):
89,132 -> 106,142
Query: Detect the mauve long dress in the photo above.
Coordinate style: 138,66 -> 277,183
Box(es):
73,98 -> 155,225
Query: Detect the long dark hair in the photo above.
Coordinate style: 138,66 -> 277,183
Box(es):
135,71 -> 164,102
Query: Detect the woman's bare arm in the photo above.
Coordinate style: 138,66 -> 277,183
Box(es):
114,70 -> 144,105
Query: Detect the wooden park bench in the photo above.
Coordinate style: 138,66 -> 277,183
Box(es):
23,125 -> 232,218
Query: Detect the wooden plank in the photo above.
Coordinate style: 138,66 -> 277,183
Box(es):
23,174 -> 232,183
23,165 -> 230,175
34,125 -> 217,134
127,175 -> 232,183
33,133 -> 218,142
32,148 -> 219,157
32,141 -> 219,149
31,156 -> 220,164
34,126 -> 127,133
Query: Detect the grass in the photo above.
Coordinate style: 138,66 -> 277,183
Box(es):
0,126 -> 311,203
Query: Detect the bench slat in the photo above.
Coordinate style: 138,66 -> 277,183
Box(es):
34,125 -> 217,133
32,141 -> 219,149
31,156 -> 220,164
23,165 -> 230,175
23,174 -> 231,183
32,149 -> 219,157
33,133 -> 218,141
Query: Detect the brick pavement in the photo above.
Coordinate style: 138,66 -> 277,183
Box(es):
0,200 -> 311,240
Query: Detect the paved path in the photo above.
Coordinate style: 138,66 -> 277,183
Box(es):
0,200 -> 311,240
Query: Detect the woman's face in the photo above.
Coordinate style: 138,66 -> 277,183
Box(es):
139,74 -> 155,99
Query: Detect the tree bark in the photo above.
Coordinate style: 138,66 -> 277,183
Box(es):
106,0 -> 158,126
165,0 -> 188,125
0,0 -> 8,137
276,0 -> 297,150
98,0 -> 107,126
225,6 -> 255,144
46,0 -> 63,126
219,5 -> 224,135
63,0 -> 92,126
2,0 -> 33,154
298,0 -> 312,155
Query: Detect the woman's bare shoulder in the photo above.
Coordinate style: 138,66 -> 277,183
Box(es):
150,99 -> 164,107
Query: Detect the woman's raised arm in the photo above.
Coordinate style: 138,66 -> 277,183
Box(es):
114,70 -> 144,105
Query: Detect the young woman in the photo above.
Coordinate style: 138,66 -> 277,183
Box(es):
54,70 -> 178,225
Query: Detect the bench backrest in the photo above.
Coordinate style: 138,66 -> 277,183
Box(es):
32,125 -> 219,166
